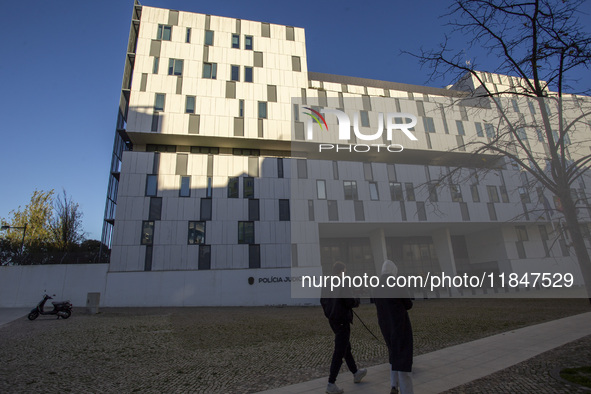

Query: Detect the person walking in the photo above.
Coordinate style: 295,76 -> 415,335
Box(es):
373,260 -> 414,394
320,261 -> 367,394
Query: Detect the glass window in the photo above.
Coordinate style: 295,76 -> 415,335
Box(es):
152,57 -> 159,74
328,200 -> 338,221
228,177 -> 239,198
511,99 -> 520,112
519,187 -> 531,203
360,111 -> 370,127
528,101 -> 536,115
231,65 -> 240,81
424,117 -> 436,133
470,185 -> 480,202
428,182 -> 438,202
190,146 -> 219,155
154,93 -> 165,111
277,158 -> 284,178
244,177 -> 254,198
157,24 -> 172,41
405,183 -> 415,201
200,198 -> 212,221
515,226 -> 528,241
168,59 -> 183,76
317,180 -> 326,199
202,62 -> 217,79
238,221 -> 255,244
249,244 -> 260,268
206,177 -> 212,198
141,221 -> 155,245
500,186 -> 510,203
146,175 -> 158,196
343,181 -> 358,200
369,182 -> 379,200
456,120 -> 465,136
185,96 -> 195,114
258,101 -> 267,118
475,122 -> 484,137
239,100 -> 244,118
188,221 -> 205,244
450,184 -> 463,202
198,245 -> 211,270
390,182 -> 403,201
233,148 -> 260,156
487,185 -> 500,203
279,199 -> 290,221
185,27 -> 191,43
232,34 -> 240,49
297,159 -> 307,179
484,124 -> 495,139
180,176 -> 190,197
248,199 -> 260,221
245,67 -> 253,83
204,30 -> 214,46
245,35 -> 253,50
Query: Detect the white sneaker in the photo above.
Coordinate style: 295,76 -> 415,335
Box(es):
326,382 -> 344,394
353,368 -> 367,383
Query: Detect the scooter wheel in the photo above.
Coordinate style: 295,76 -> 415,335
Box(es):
61,310 -> 71,319
28,311 -> 39,321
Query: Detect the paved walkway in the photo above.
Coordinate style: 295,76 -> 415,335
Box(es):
0,308 -> 29,327
258,312 -> 591,394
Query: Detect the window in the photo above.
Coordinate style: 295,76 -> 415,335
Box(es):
292,56 -> 301,72
199,245 -> 211,270
487,185 -> 500,203
200,198 -> 212,221
297,159 -> 307,179
500,186 -> 510,203
146,175 -> 158,196
239,100 -> 244,117
390,182 -> 403,201
424,117 -> 436,133
515,226 -> 528,241
471,185 -> 480,202
244,177 -> 254,198
231,65 -> 240,81
360,111 -> 370,127
202,62 -> 217,79
484,124 -> 495,139
152,57 -> 159,74
460,202 -> 470,221
308,200 -> 315,221
238,221 -> 255,244
519,187 -> 531,203
185,27 -> 191,43
245,35 -> 253,50
405,183 -> 415,201
456,120 -> 465,136
233,148 -> 260,156
249,199 -> 260,221
369,182 -> 379,200
148,197 -> 162,220
279,199 -> 290,221
277,158 -> 284,178
245,67 -> 253,83
417,202 -> 427,221
188,221 -> 206,245
511,99 -> 520,112
157,24 -> 172,41
185,96 -> 195,114
180,176 -> 190,197
528,101 -> 536,115
328,200 -> 338,221
154,93 -> 165,111
141,221 -> 155,245
333,161 -> 339,180
204,30 -> 214,46
232,34 -> 240,49
258,101 -> 267,118
286,26 -> 295,41
450,184 -> 463,202
168,59 -> 184,76
317,180 -> 327,199
228,177 -> 239,198
475,122 -> 484,137
428,183 -> 438,202
190,146 -> 219,155
344,181 -> 358,200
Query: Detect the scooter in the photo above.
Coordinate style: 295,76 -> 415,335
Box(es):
28,294 -> 72,320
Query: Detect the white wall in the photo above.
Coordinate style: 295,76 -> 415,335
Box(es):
0,264 -> 108,308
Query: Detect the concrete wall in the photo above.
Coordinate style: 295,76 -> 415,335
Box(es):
0,264 -> 108,308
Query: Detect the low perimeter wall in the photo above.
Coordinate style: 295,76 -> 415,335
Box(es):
0,264 -> 109,308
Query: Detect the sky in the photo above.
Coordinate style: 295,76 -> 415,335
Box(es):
1,0 -> 590,241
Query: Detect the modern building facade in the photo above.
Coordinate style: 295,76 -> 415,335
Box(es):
99,1 -> 591,305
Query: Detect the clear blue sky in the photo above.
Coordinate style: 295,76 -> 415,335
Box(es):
1,0 -> 589,241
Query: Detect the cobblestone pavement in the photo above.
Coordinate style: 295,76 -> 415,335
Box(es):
444,334 -> 591,394
0,299 -> 589,393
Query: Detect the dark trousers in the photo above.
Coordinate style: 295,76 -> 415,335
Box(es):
328,320 -> 358,384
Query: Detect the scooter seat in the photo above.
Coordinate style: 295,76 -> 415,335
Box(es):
51,301 -> 69,306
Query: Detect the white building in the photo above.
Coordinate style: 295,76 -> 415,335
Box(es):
97,1 -> 591,305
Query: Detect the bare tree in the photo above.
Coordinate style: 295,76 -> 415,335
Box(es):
410,0 -> 591,298
50,189 -> 85,253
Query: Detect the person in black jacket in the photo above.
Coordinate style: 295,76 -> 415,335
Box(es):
320,261 -> 367,394
373,260 -> 414,394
